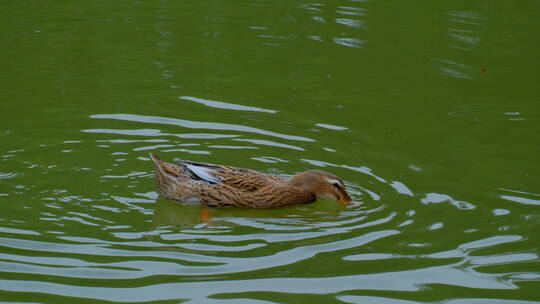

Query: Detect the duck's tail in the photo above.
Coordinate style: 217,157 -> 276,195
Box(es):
149,152 -> 179,183
149,152 -> 161,164
149,152 -> 176,180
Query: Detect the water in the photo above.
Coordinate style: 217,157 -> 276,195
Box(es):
1,0 -> 539,303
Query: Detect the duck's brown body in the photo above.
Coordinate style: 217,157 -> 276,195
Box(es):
150,153 -> 351,208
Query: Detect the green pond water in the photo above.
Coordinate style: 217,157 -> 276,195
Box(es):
1,0 -> 539,303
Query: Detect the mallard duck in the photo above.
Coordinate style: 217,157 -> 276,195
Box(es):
149,152 -> 352,208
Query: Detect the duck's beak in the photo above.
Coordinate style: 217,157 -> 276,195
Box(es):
337,190 -> 352,205
338,196 -> 351,205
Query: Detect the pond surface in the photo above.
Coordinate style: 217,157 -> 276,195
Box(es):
1,0 -> 539,303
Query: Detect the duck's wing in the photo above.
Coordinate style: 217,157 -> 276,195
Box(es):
182,161 -> 223,184
177,160 -> 285,192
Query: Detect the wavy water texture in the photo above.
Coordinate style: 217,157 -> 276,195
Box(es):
2,117 -> 538,302
1,0 -> 539,303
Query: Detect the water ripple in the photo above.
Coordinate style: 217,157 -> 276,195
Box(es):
180,96 -> 277,113
2,1 -> 539,303
90,114 -> 314,142
0,264 -> 516,302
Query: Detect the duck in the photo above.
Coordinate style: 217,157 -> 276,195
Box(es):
149,152 -> 352,208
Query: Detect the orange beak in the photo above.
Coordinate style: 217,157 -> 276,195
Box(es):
337,189 -> 352,205
338,196 -> 351,205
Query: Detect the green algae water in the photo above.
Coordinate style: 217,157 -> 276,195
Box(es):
1,0 -> 539,303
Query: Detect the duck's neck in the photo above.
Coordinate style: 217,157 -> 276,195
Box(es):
279,175 -> 318,205
287,172 -> 313,187
286,186 -> 317,205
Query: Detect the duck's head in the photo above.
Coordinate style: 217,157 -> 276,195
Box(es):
288,170 -> 352,205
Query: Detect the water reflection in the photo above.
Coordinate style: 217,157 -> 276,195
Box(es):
90,114 -> 313,142
339,296 -> 537,304
500,194 -> 540,206
0,259 -> 517,302
153,199 -> 207,228
248,1 -> 368,49
180,96 -> 277,113
433,9 -> 486,79
421,192 -> 476,210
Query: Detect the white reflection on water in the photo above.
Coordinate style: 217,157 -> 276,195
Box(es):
333,37 -> 363,48
421,193 -> 476,210
0,262 -> 515,302
83,128 -> 240,139
500,195 -> 540,206
433,10 -> 486,79
180,96 -> 277,113
315,123 -> 348,130
233,138 -> 304,151
90,114 -> 314,142
339,296 -> 536,304
496,187 -> 540,209
255,1 -> 369,49
0,226 -> 399,279
335,18 -> 365,29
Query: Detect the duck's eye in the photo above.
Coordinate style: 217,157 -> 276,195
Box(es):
332,182 -> 341,189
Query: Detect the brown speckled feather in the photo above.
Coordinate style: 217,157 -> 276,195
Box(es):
175,159 -> 284,192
